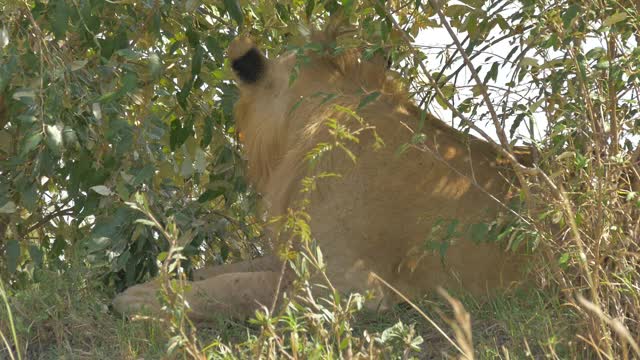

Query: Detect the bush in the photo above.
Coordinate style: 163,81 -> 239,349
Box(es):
1,0 -> 638,358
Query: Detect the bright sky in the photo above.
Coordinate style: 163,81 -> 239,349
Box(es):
415,27 -> 547,145
416,24 -> 639,148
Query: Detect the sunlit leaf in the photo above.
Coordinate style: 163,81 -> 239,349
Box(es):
70,60 -> 87,71
90,185 -> 112,196
603,12 -> 627,26
0,201 -> 17,214
135,219 -> 157,227
520,57 -> 539,67
45,124 -> 63,154
0,26 -> 8,48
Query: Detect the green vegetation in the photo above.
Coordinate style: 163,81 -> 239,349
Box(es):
1,0 -> 638,359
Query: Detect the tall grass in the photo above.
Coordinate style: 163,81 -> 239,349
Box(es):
0,280 -> 22,360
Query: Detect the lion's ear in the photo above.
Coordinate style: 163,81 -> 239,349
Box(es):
228,37 -> 266,84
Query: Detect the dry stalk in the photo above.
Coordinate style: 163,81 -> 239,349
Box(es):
437,288 -> 475,360
369,272 -> 472,359
378,1 -> 626,356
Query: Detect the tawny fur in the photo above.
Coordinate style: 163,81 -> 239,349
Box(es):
113,33 -> 527,324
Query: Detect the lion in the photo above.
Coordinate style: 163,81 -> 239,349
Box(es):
112,31 -> 528,324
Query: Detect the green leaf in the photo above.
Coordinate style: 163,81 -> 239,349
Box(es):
305,0 -> 315,19
417,110 -> 427,131
21,132 -> 43,156
120,72 -> 138,94
114,249 -> 131,271
6,240 -> 20,273
460,0 -> 484,9
471,84 -> 484,97
191,45 -> 204,76
603,12 -> 627,27
224,0 -> 244,27
198,188 -> 224,203
558,252 -> 570,267
411,133 -> 426,144
470,223 -> 489,243
70,60 -> 88,71
157,251 -> 168,262
342,0 -> 354,12
585,47 -> 606,60
49,0 -> 69,40
275,3 -> 290,22
0,201 -> 16,214
484,62 -> 499,84
12,89 -> 36,102
185,24 -> 199,47
200,115 -> 214,148
319,92 -> 339,106
357,91 -> 380,110
436,84 -> 456,109
20,182 -> 38,211
561,5 -> 579,28
177,78 -> 194,109
528,98 -> 545,113
520,57 -> 538,67
96,91 -> 117,103
289,96 -> 305,114
148,53 -> 162,79
115,48 -> 141,60
29,245 -> 43,268
445,219 -> 460,240
51,236 -> 66,258
510,113 -> 527,137
595,59 -> 610,70
180,156 -> 194,178
194,148 -> 207,173
62,126 -> 79,149
170,118 -> 192,150
87,236 -> 112,253
445,4 -> 473,17
185,0 -> 199,12
395,143 -> 410,157
576,53 -> 587,80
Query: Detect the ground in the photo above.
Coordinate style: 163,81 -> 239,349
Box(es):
1,261 -> 583,359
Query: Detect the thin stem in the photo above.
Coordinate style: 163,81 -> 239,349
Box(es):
425,1 -> 510,150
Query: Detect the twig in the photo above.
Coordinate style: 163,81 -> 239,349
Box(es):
577,295 -> 640,357
425,1 -> 509,149
25,208 -> 74,234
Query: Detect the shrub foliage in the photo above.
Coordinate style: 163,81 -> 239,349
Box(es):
0,0 -> 638,358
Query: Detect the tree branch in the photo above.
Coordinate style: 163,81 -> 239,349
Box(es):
25,208 -> 74,234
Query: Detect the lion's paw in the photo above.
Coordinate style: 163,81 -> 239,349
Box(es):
112,283 -> 162,317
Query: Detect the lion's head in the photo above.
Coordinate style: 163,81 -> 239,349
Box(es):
229,34 -> 399,191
